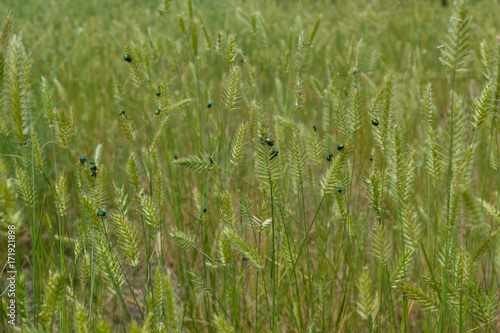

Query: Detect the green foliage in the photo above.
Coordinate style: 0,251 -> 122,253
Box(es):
3,0 -> 500,331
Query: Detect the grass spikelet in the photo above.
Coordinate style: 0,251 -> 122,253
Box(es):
280,231 -> 297,267
219,190 -> 237,229
31,128 -> 44,173
472,232 -> 497,262
54,173 -> 70,216
192,186 -> 202,215
80,193 -> 106,233
170,229 -> 196,250
78,252 -> 90,292
371,69 -> 396,150
41,76 -> 53,126
123,42 -> 143,88
173,154 -> 215,173
188,269 -> 213,294
74,300 -> 88,333
320,149 -> 347,195
156,82 -> 169,109
15,164 -> 35,207
198,11 -> 212,50
489,128 -> 499,170
294,31 -> 307,113
421,82 -> 436,124
213,313 -> 235,333
471,80 -> 492,132
390,247 -> 413,287
17,273 -> 29,323
94,232 -> 125,294
481,199 -> 500,223
440,93 -> 466,173
217,231 -> 231,266
230,122 -> 248,166
223,65 -> 241,112
215,31 -> 225,55
348,88 -> 364,136
470,288 -> 499,326
455,248 -> 471,290
150,115 -> 169,152
163,270 -> 180,330
158,0 -> 171,14
255,133 -> 281,197
139,190 -> 159,227
398,282 -> 438,312
364,170 -> 384,222
401,204 -> 421,249
53,77 -> 67,101
41,270 -> 66,328
223,227 -> 265,270
356,268 -> 377,321
480,41 -> 492,79
422,83 -> 444,189
225,33 -> 237,63
154,171 -> 165,208
372,220 -> 391,265
274,115 -> 298,130
5,35 -> 28,143
309,14 -> 321,46
53,107 -> 75,150
334,93 -> 349,139
251,216 -> 272,234
492,43 -> 500,115
307,125 -> 322,166
126,152 -> 141,195
0,11 -> 14,51
162,98 -> 193,115
153,268 -> 165,328
110,211 -> 141,267
178,14 -> 187,36
439,0 -> 472,73
120,113 -> 137,143
96,318 -> 113,333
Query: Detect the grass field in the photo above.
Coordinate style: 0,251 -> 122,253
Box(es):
1,0 -> 500,331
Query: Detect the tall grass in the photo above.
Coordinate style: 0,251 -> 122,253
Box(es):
1,0 -> 500,332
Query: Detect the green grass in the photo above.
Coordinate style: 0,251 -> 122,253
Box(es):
1,0 -> 500,331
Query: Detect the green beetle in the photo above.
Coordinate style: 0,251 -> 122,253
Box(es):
337,143 -> 345,151
261,136 -> 274,147
123,54 -> 132,62
97,210 -> 106,218
89,162 -> 97,178
371,118 -> 379,126
327,154 -> 334,161
270,148 -> 279,160
155,109 -> 161,116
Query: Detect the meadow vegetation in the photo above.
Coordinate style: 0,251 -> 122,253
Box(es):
1,0 -> 500,331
